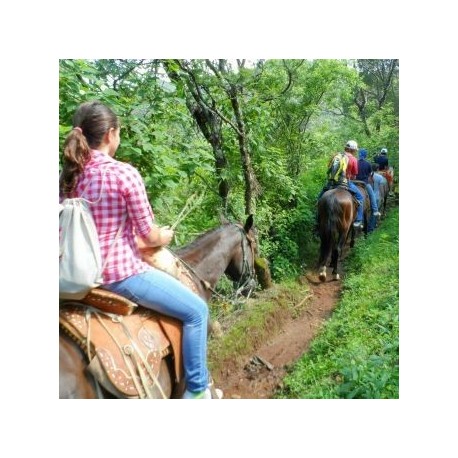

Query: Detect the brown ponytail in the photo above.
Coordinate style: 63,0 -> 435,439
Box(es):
59,101 -> 119,196
59,128 -> 91,195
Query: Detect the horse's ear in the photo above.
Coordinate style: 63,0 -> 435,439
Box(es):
244,214 -> 254,232
219,213 -> 230,225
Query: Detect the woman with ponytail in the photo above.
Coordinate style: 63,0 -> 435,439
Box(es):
59,101 -> 222,399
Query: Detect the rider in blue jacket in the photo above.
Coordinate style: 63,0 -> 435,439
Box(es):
356,148 -> 380,232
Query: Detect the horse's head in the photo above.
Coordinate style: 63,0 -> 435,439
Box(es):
226,214 -> 258,297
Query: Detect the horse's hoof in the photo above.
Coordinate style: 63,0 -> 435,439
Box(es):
319,272 -> 326,282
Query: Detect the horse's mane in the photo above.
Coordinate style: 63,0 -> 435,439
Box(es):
175,223 -> 235,256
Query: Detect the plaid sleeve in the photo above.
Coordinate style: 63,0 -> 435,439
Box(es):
118,163 -> 155,237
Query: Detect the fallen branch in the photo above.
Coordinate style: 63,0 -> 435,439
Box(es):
293,293 -> 313,310
252,355 -> 274,371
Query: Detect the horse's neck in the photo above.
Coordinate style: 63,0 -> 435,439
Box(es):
178,228 -> 239,288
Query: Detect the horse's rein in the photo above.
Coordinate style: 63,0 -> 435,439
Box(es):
233,224 -> 257,296
174,224 -> 256,300
175,255 -> 217,295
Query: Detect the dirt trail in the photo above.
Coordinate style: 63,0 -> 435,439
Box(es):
215,269 -> 342,399
213,198 -> 397,399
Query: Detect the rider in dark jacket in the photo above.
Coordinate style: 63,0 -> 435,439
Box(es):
356,149 -> 372,182
374,148 -> 389,171
356,148 -> 381,232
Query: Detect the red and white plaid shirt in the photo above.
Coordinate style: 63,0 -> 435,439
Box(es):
63,150 -> 155,284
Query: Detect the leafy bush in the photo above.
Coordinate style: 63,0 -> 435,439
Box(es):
276,209 -> 399,398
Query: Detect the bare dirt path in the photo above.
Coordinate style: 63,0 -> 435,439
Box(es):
215,268 -> 342,399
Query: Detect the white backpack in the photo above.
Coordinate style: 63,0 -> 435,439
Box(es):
59,168 -> 124,300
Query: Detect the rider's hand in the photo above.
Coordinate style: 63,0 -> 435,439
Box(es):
158,226 -> 174,246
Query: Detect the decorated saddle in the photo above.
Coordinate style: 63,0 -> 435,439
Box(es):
60,289 -> 184,398
59,246 -> 199,399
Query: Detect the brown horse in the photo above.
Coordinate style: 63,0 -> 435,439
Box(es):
317,188 -> 358,282
379,166 -> 394,194
59,215 -> 257,399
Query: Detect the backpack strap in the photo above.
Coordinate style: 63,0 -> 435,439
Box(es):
80,167 -> 109,204
80,166 -> 127,274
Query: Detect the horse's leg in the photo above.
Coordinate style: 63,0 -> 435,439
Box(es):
363,207 -> 369,237
332,227 -> 348,281
318,242 -> 329,282
331,246 -> 339,280
318,227 -> 333,282
317,204 -> 331,282
349,223 -> 356,248
383,189 -> 388,217
59,333 -> 98,399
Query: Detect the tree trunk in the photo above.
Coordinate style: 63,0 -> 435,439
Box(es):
228,84 -> 260,216
190,103 -> 229,209
162,60 -> 230,209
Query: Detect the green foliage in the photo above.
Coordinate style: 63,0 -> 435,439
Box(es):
59,59 -> 398,277
60,59 -> 399,397
276,209 -> 399,398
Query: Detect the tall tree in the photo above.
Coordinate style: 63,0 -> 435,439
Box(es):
162,59 -> 230,211
205,59 -> 260,216
354,59 -> 399,135
162,59 -> 261,217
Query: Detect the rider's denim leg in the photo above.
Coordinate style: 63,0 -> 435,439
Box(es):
365,183 -> 378,213
103,268 -> 209,393
368,214 -> 377,232
348,181 -> 364,222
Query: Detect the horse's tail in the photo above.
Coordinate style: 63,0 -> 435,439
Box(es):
318,191 -> 343,265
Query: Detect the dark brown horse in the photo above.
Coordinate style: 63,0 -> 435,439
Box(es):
317,188 -> 358,282
59,215 -> 257,399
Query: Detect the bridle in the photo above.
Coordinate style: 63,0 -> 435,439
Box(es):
233,223 -> 257,298
173,223 -> 257,302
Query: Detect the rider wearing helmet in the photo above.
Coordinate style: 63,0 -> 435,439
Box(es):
344,141 -> 365,228
375,147 -> 389,171
317,140 -> 365,229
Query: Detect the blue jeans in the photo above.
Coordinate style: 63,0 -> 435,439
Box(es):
103,269 -> 209,393
347,182 -> 364,222
365,183 -> 378,232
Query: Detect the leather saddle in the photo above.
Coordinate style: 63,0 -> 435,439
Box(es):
60,288 -> 184,399
59,247 -> 204,398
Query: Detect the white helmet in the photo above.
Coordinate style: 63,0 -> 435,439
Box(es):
381,148 -> 388,153
345,140 -> 358,150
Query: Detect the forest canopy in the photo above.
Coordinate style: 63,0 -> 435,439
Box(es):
59,59 -> 399,281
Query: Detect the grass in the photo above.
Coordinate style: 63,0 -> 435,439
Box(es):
275,208 -> 399,398
207,280 -> 310,374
